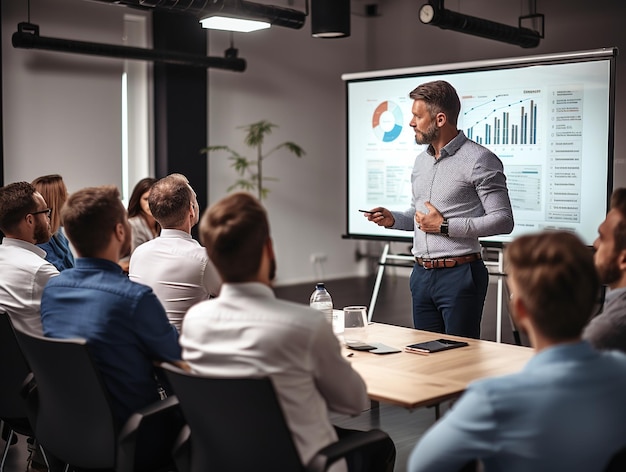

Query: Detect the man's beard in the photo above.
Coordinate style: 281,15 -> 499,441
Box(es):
34,219 -> 52,244
414,121 -> 439,145
596,255 -> 621,286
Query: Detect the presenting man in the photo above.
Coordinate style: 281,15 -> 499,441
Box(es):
129,173 -> 221,331
0,181 -> 58,334
583,187 -> 626,352
180,192 -> 395,472
365,80 -> 513,338
408,231 -> 626,472
40,186 -> 183,470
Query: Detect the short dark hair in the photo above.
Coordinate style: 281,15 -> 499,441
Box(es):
609,188 -> 626,252
506,231 -> 599,341
62,186 -> 126,257
199,192 -> 269,282
409,80 -> 461,126
148,174 -> 194,228
0,182 -> 39,234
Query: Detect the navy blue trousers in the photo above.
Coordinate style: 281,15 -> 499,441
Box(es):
409,260 -> 489,339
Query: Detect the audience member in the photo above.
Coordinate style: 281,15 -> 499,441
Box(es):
128,177 -> 160,251
180,192 -> 395,472
129,173 -> 220,331
119,177 -> 160,271
31,174 -> 75,271
408,231 -> 626,472
40,185 -> 183,470
583,188 -> 626,352
0,182 -> 59,334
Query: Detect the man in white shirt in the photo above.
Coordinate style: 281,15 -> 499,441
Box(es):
129,173 -> 220,331
0,181 -> 59,334
180,192 -> 395,472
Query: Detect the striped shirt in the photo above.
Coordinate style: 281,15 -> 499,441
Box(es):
391,131 -> 513,259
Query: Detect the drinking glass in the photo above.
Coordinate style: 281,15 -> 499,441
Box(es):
343,306 -> 368,343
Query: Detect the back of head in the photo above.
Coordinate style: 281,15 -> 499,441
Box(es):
148,174 -> 193,228
0,182 -> 38,234
127,177 -> 157,218
506,231 -> 599,341
199,192 -> 269,282
409,80 -> 461,126
31,174 -> 67,235
62,186 -> 125,257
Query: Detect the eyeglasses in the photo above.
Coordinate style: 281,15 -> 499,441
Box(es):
30,208 -> 52,219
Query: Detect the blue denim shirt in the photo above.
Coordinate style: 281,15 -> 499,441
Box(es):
37,229 -> 75,271
41,257 -> 181,425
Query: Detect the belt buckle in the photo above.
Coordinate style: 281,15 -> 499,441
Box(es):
421,258 -> 433,270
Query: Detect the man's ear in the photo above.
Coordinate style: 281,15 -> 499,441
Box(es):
436,112 -> 447,128
617,249 -> 626,272
114,222 -> 125,242
265,237 -> 275,259
510,295 -> 531,332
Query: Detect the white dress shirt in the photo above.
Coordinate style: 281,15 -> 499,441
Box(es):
129,229 -> 221,331
180,282 -> 369,472
0,237 -> 59,334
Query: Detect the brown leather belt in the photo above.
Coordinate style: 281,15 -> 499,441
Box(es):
415,253 -> 482,270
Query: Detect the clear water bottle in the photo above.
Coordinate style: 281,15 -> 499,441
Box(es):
310,282 -> 333,324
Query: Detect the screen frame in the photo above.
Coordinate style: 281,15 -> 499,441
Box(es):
342,48 -> 617,247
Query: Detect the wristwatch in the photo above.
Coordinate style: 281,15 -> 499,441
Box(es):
440,218 -> 449,236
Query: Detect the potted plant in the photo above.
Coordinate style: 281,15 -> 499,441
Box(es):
202,120 -> 305,200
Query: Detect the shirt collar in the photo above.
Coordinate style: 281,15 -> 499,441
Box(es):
1,237 -> 47,258
604,285 -> 626,304
159,228 -> 193,240
524,340 -> 596,371
220,282 -> 276,300
427,130 -> 468,160
75,257 -> 125,273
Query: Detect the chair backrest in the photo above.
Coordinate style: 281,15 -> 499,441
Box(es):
160,363 -> 303,472
0,312 -> 31,424
13,328 -> 118,469
605,444 -> 626,472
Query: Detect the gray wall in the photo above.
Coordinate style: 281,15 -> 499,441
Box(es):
3,0 -> 626,285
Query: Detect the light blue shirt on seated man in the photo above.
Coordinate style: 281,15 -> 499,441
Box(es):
408,341 -> 626,472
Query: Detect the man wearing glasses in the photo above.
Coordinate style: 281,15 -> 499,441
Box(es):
0,181 -> 59,335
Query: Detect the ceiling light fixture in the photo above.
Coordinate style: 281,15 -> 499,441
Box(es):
12,22 -> 247,71
311,0 -> 350,38
418,0 -> 543,48
199,0 -> 306,33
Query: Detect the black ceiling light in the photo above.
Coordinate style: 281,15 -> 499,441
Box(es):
199,0 -> 306,33
12,22 -> 247,71
311,0 -> 350,38
418,0 -> 543,48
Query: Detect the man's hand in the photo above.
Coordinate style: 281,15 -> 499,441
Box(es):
363,207 -> 395,228
415,202 -> 444,233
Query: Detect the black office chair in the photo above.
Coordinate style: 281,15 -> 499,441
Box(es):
159,362 -> 393,472
0,312 -> 49,472
605,444 -> 626,472
14,328 -> 181,472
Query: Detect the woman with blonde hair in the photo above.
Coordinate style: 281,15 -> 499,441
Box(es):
31,174 -> 75,271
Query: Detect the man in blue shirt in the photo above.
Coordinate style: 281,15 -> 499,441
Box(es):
365,80 -> 513,338
408,231 -> 626,472
40,185 -> 183,469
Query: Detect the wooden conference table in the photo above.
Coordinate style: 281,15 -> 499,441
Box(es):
341,322 -> 533,411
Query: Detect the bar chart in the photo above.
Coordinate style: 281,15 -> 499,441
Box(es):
462,91 -> 541,146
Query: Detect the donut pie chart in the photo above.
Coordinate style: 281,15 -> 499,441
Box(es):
372,101 -> 403,142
